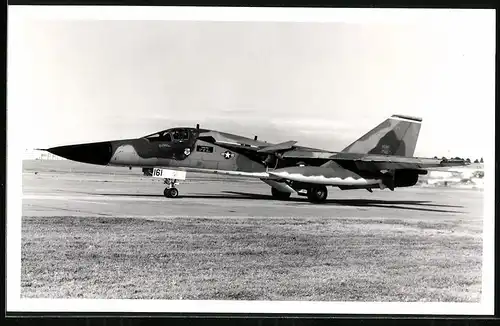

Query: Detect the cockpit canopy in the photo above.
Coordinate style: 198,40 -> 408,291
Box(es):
144,128 -> 191,142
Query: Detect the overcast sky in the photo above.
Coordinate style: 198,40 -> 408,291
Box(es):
8,8 -> 495,159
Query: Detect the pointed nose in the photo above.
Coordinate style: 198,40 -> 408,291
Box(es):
47,141 -> 113,165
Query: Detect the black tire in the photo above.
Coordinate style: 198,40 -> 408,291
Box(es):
307,185 -> 328,203
164,188 -> 179,198
169,188 -> 179,198
271,187 -> 291,200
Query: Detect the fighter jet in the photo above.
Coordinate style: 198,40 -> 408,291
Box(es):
42,114 -> 466,203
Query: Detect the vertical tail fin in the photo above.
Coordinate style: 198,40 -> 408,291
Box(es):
341,114 -> 422,156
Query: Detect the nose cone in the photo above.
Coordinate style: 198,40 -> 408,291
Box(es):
47,141 -> 113,165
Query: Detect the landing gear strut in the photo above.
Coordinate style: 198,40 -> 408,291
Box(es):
307,185 -> 328,203
271,187 -> 291,200
163,178 -> 180,198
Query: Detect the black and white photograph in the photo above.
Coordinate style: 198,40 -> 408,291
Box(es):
6,6 -> 495,315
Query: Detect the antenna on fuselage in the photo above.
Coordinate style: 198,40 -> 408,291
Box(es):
196,124 -> 199,129
254,135 -> 258,140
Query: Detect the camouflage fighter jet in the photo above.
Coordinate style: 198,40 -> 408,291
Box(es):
42,114 -> 467,203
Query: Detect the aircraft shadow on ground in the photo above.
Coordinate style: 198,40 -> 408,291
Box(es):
96,191 -> 464,213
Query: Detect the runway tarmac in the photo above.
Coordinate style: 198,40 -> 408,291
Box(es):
20,160 -> 485,302
22,161 -> 483,221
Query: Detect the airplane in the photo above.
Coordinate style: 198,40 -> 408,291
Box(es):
41,114 -> 467,203
424,165 -> 484,186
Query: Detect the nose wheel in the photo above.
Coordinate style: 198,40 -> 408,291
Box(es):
163,178 -> 180,198
164,187 -> 179,198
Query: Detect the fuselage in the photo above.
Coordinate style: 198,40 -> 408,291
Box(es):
43,115 -> 469,201
45,126 -> 395,188
44,125 -> 433,191
47,127 -> 271,173
108,137 -> 267,173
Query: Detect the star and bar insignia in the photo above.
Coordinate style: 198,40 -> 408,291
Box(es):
221,151 -> 235,159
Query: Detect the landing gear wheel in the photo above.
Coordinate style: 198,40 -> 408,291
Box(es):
307,185 -> 328,203
163,178 -> 180,198
271,187 -> 291,200
164,187 -> 179,198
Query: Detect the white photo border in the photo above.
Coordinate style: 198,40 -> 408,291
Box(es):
6,5 -> 496,315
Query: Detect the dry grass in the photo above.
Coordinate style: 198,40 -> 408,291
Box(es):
21,215 -> 482,302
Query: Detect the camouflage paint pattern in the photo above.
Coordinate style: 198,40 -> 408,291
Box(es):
45,114 -> 465,190
341,114 -> 422,157
269,161 -> 383,186
47,127 -> 269,173
274,161 -> 363,179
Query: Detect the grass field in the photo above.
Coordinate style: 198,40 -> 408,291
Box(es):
21,160 -> 484,302
21,214 -> 482,301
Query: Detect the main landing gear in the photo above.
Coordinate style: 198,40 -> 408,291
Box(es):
271,185 -> 329,203
271,187 -> 291,200
307,185 -> 328,203
163,178 -> 180,198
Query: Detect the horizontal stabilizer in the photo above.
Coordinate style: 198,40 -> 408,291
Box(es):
257,141 -> 297,154
328,153 -> 468,170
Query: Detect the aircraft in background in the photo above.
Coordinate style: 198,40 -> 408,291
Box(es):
42,114 -> 466,203
424,165 -> 484,186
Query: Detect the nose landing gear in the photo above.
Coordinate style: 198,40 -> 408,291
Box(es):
163,178 -> 180,198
